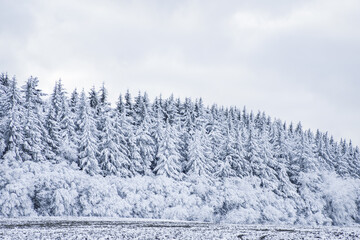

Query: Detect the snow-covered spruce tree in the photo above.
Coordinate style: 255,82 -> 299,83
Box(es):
338,140 -> 352,177
289,132 -> 317,185
215,155 -> 236,179
215,117 -> 239,178
116,93 -> 125,114
194,98 -> 207,130
245,123 -> 267,178
20,76 -> 47,162
0,73 -> 11,155
270,121 -> 297,198
208,107 -> 225,174
258,122 -> 278,188
178,97 -> 195,171
186,128 -> 213,179
127,92 -> 154,175
77,90 -> 99,175
314,131 -> 332,171
153,119 -> 183,180
88,86 -> 99,112
69,88 -> 79,114
163,94 -> 179,125
0,76 -> 24,162
347,141 -> 360,178
231,123 -> 249,177
124,90 -> 134,125
133,91 -> 145,126
130,103 -> 155,176
97,83 -> 114,169
46,81 -> 77,162
68,88 -> 81,149
45,81 -> 63,160
98,108 -> 123,176
113,96 -> 135,177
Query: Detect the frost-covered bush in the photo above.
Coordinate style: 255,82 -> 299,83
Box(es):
0,161 -> 36,217
0,160 -> 359,226
322,173 -> 360,225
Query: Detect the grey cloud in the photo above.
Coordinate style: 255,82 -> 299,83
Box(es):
0,0 -> 359,145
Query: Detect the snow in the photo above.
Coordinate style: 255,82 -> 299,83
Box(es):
0,218 -> 359,240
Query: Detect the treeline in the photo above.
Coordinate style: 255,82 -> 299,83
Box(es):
1,73 -> 360,225
1,73 -> 359,183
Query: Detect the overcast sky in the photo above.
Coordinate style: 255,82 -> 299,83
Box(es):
1,0 -> 359,146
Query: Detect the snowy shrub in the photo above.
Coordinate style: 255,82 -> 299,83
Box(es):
0,161 -> 36,217
322,173 -> 360,225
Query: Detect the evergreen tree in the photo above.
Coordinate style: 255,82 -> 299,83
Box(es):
21,76 -> 47,162
218,118 -> 239,176
88,86 -> 99,111
133,91 -> 144,126
186,128 -> 213,178
215,155 -> 236,179
0,73 -> 11,155
0,77 -> 24,162
114,107 -> 134,177
46,81 -> 77,162
77,90 -> 99,175
124,90 -> 134,124
153,120 -> 182,179
116,94 -> 125,115
290,133 -> 317,184
245,124 -> 265,177
131,106 -> 155,176
163,94 -> 178,125
98,109 -> 122,176
69,88 -> 79,113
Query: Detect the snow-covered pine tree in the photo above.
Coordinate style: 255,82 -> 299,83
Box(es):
97,83 -> 111,148
186,128 -> 213,179
231,123 -> 249,177
20,76 -> 47,162
133,91 -> 144,126
208,108 -> 225,173
69,88 -> 79,114
88,86 -> 99,112
163,94 -> 179,125
194,98 -> 206,130
178,98 -> 195,170
124,90 -> 134,125
46,81 -> 62,160
98,108 -> 122,176
0,77 -> 24,162
77,90 -> 99,175
258,122 -> 278,188
46,81 -> 77,162
338,140 -> 351,177
116,94 -> 125,115
0,73 -> 11,155
131,103 -> 155,176
270,120 -> 297,198
69,88 -> 80,147
289,132 -> 317,185
245,122 -> 266,178
113,98 -> 134,177
153,119 -> 182,180
216,117 -> 239,177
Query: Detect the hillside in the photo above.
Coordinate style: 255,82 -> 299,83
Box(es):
0,73 -> 359,225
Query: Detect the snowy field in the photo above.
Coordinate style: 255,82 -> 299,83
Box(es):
0,218 -> 359,240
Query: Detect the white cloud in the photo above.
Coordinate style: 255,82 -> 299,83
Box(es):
0,0 -> 359,145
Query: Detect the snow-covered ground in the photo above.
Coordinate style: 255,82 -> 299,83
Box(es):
0,218 -> 359,240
